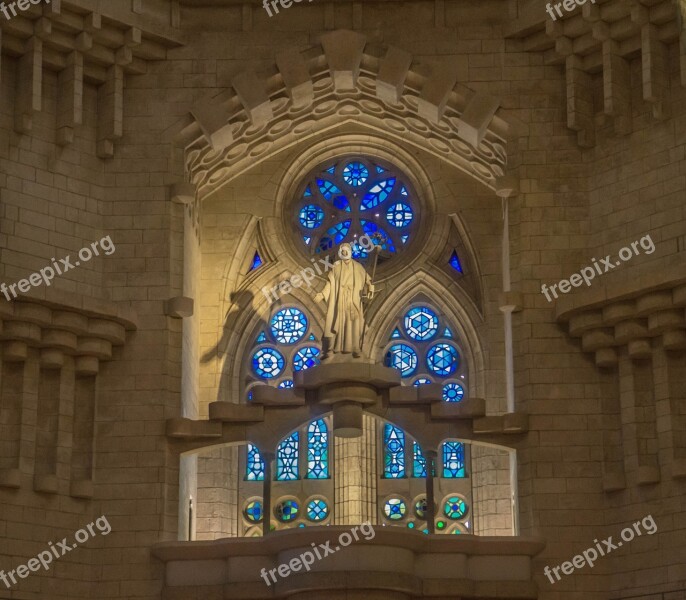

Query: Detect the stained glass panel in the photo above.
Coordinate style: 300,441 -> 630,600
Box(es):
246,443 -> 265,481
252,347 -> 285,379
384,424 -> 405,478
270,308 -> 308,345
404,306 -> 439,341
385,343 -> 418,378
413,441 -> 426,478
442,442 -> 466,478
276,432 -> 299,481
427,343 -> 459,377
294,346 -> 320,371
307,419 -> 329,479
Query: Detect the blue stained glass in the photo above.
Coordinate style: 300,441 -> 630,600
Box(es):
304,186 -> 312,197
401,234 -> 409,244
361,221 -> 396,253
252,348 -> 285,379
400,185 -> 408,196
383,424 -> 405,478
361,178 -> 396,210
317,179 -> 343,201
308,333 -> 316,341
270,308 -> 308,344
443,327 -> 453,338
427,343 -> 459,377
342,162 -> 369,186
383,497 -> 407,520
244,500 -> 263,522
386,343 -> 418,378
276,499 -> 299,522
391,328 -> 402,339
303,235 -> 311,245
307,419 -> 329,479
442,442 -> 466,478
317,237 -> 332,253
413,441 -> 426,478
324,221 -> 350,244
306,498 -> 329,522
278,379 -> 294,389
325,166 -> 335,175
413,377 -> 432,386
444,496 -> 468,519
404,307 -> 439,341
443,382 -> 464,402
333,195 -> 350,211
246,443 -> 265,481
351,239 -> 369,259
256,332 -> 267,343
375,165 -> 386,174
249,251 -> 263,271
299,204 -> 325,229
449,250 -> 463,273
294,346 -> 320,371
386,203 -> 413,228
277,432 -> 299,481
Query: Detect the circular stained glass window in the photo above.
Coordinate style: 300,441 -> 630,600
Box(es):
252,348 -> 285,379
293,158 -> 419,266
414,497 -> 428,519
413,377 -> 432,386
299,204 -> 325,229
244,500 -> 263,523
386,202 -> 414,228
383,497 -> 407,521
342,162 -> 369,186
306,498 -> 329,522
271,308 -> 308,345
275,499 -> 299,522
278,379 -> 294,389
443,496 -> 468,520
293,346 -> 320,371
386,343 -> 418,378
443,382 -> 464,402
427,343 -> 459,377
404,307 -> 439,341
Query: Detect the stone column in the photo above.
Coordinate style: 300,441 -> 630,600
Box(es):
425,450 -> 437,534
335,414 -> 376,524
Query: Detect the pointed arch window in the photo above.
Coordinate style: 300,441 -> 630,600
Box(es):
246,443 -> 265,481
442,441 -> 466,478
276,432 -> 299,481
307,419 -> 329,479
383,424 -> 406,478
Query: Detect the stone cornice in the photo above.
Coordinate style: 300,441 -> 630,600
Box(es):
555,262 -> 686,366
0,290 -> 137,370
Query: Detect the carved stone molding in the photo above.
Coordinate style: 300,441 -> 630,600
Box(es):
167,30 -> 526,199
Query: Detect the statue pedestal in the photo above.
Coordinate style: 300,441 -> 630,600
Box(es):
295,358 -> 400,438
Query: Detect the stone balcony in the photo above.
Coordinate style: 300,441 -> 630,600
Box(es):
152,527 -> 545,600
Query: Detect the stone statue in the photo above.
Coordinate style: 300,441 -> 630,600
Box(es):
314,243 -> 374,359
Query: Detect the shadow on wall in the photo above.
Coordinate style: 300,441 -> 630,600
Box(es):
201,290 -> 265,404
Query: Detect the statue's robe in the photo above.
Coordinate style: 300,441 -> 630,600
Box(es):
321,258 -> 371,354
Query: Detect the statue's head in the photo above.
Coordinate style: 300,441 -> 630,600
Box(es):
339,243 -> 352,261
